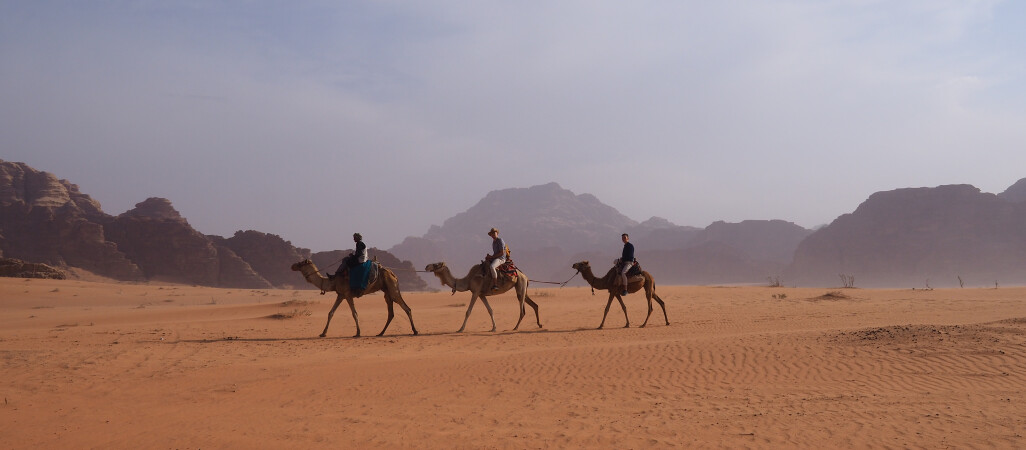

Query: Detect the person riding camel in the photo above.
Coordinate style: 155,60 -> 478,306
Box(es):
484,227 -> 507,291
617,233 -> 636,296
336,233 -> 368,275
335,232 -> 370,295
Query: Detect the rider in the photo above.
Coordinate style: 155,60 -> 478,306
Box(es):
485,227 -> 506,291
336,233 -> 368,276
617,233 -> 635,296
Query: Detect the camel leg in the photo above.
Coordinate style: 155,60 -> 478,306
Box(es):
640,293 -> 654,328
393,295 -> 418,335
457,294 -> 479,333
346,297 -> 361,337
377,297 -> 395,337
654,293 -> 669,325
320,295 -> 345,337
479,296 -> 497,332
598,293 -> 615,329
512,288 -> 527,331
616,295 -> 630,328
524,295 -> 542,328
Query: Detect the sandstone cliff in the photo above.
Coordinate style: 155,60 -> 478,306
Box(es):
215,230 -> 310,288
0,258 -> 67,279
787,184 -> 1026,287
0,160 -> 143,279
0,160 -> 420,289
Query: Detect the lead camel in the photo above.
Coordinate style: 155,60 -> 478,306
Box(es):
291,259 -> 418,338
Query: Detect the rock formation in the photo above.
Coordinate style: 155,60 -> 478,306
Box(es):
787,184 -> 1026,287
389,182 -> 812,286
214,230 -> 310,288
0,258 -> 67,279
0,160 -> 143,279
0,160 -> 415,289
999,177 -> 1026,203
104,198 -> 272,287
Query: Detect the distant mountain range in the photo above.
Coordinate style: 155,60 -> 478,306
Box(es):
387,183 -> 813,286
0,160 -> 427,291
4,159 -> 1026,288
788,184 -> 1026,287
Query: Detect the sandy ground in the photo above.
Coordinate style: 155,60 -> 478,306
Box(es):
2,277 -> 1026,449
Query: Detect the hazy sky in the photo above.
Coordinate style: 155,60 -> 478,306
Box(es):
3,1 -> 1025,251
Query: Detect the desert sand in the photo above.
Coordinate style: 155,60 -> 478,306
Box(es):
2,277 -> 1025,448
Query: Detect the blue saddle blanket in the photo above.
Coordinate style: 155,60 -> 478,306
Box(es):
349,261 -> 374,291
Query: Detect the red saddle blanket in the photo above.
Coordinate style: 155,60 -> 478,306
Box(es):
480,260 -> 519,282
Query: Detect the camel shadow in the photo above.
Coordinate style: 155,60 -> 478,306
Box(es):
178,323 -> 664,344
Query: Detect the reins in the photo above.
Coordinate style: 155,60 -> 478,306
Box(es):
530,270 -> 580,287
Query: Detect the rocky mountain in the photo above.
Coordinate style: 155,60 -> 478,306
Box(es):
0,160 -> 424,289
390,182 -> 641,282
103,198 -> 272,288
686,220 -> 812,264
389,182 -> 812,286
0,160 -> 144,280
999,177 -> 1026,203
787,184 -> 1026,287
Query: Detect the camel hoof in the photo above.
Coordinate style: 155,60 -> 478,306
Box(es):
623,324 -> 631,328
489,328 -> 497,332
319,333 -> 327,338
412,330 -> 419,336
353,334 -> 361,338
376,333 -> 385,337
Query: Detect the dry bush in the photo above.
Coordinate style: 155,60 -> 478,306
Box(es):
266,309 -> 312,320
813,291 -> 851,300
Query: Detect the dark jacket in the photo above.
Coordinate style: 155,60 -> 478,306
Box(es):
621,242 -> 635,263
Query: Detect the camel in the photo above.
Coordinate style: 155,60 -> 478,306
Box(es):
571,260 -> 669,329
424,261 -> 542,333
290,259 -> 417,338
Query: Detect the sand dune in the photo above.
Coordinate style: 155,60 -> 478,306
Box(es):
2,278 -> 1025,448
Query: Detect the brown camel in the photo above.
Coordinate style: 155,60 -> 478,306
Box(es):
424,261 -> 542,333
290,259 -> 417,338
571,260 -> 669,329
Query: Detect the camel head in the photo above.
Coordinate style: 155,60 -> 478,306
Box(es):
571,261 -> 591,272
424,262 -> 447,273
291,259 -> 314,271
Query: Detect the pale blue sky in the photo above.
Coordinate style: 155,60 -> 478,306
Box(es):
3,1 -> 1025,251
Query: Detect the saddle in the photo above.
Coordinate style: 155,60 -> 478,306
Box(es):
610,262 -> 644,288
479,259 -> 519,283
333,261 -> 379,296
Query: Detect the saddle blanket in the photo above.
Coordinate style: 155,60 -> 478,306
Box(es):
347,261 -> 378,292
480,259 -> 519,283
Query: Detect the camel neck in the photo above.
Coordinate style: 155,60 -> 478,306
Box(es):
301,266 -> 332,291
579,267 -> 607,289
